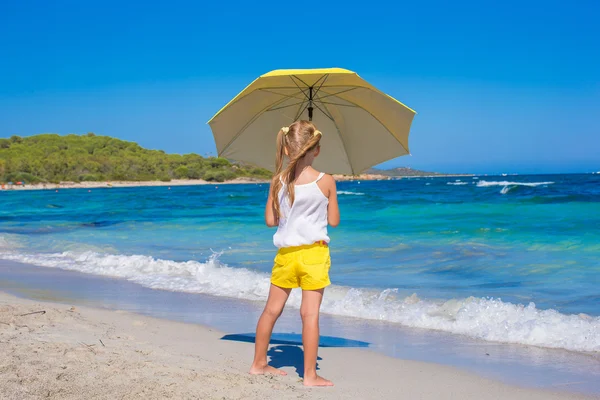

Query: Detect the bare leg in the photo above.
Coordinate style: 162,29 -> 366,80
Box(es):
300,288 -> 333,386
250,284 -> 291,375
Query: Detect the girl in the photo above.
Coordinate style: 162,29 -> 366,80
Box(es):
250,120 -> 339,387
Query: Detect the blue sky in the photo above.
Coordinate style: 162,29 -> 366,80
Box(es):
1,0 -> 598,174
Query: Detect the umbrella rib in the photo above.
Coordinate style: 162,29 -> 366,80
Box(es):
318,101 -> 359,108
250,85 -> 365,89
219,94 -> 302,156
243,86 -> 302,90
291,73 -> 330,95
214,84 -> 360,112
234,85 -> 359,90
211,85 -> 370,122
311,92 -> 335,121
311,75 -> 330,109
290,75 -> 311,91
315,87 -> 358,100
209,84 -> 358,124
323,94 -> 410,156
294,102 -> 310,121
287,76 -> 310,120
313,103 -> 334,121
256,83 -> 355,115
290,76 -> 311,100
290,74 -> 329,99
288,73 -> 333,121
312,74 -> 330,97
267,100 -> 308,112
313,74 -> 329,87
258,88 -> 306,101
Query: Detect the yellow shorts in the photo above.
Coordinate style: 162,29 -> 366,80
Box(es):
271,243 -> 331,291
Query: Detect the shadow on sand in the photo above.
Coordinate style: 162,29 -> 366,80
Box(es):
220,332 -> 369,378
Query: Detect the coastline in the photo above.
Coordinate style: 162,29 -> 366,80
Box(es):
0,176 -> 387,191
0,178 -> 267,191
1,290 -> 596,400
0,174 -> 479,191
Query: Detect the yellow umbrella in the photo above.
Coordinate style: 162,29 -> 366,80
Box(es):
208,68 -> 416,175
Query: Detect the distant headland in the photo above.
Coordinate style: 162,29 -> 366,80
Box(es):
0,134 -> 468,190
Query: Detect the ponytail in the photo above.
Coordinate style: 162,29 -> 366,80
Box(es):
270,127 -> 287,221
270,122 -> 322,221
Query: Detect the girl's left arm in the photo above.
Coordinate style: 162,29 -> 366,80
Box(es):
265,181 -> 278,227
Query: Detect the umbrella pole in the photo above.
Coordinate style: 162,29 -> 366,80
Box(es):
308,87 -> 313,121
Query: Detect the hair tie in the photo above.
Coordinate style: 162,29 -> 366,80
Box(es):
313,129 -> 322,137
281,126 -> 289,135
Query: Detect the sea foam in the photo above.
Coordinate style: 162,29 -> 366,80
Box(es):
477,180 -> 554,194
0,244 -> 598,353
476,180 -> 554,188
337,191 -> 365,195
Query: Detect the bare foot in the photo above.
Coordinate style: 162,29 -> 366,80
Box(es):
249,364 -> 287,376
303,374 -> 334,387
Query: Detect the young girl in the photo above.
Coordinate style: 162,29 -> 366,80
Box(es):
249,120 -> 339,387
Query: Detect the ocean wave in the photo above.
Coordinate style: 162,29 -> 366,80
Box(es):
476,180 -> 554,188
447,182 -> 469,186
477,180 -> 554,195
337,191 -> 365,195
0,245 -> 598,353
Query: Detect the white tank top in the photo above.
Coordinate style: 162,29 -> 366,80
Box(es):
273,172 -> 330,248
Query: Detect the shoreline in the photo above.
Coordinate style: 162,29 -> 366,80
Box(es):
1,290 -> 596,399
0,174 -> 478,191
0,177 -> 267,191
2,258 -> 599,396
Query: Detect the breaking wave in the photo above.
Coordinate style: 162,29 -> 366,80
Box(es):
0,242 -> 598,353
477,180 -> 554,195
337,191 -> 365,195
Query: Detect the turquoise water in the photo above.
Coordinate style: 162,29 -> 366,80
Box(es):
1,174 -> 599,352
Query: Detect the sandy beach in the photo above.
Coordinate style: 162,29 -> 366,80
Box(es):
0,174 -> 483,192
0,175 -> 396,191
0,291 -> 595,400
0,178 -> 265,191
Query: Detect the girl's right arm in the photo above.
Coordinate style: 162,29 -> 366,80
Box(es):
324,175 -> 340,227
265,181 -> 278,227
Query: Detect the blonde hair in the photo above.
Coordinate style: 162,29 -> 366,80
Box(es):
271,120 -> 322,220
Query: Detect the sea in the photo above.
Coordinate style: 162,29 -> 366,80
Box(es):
1,173 -> 599,393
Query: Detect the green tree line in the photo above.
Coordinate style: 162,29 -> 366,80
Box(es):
0,133 -> 271,183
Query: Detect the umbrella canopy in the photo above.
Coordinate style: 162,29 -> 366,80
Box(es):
208,68 -> 416,175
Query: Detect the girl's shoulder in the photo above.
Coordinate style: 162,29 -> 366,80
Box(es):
315,171 -> 335,183
315,172 -> 336,197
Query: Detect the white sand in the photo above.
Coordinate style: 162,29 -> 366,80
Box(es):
0,291 -> 595,400
0,178 -> 267,191
0,174 -> 397,191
